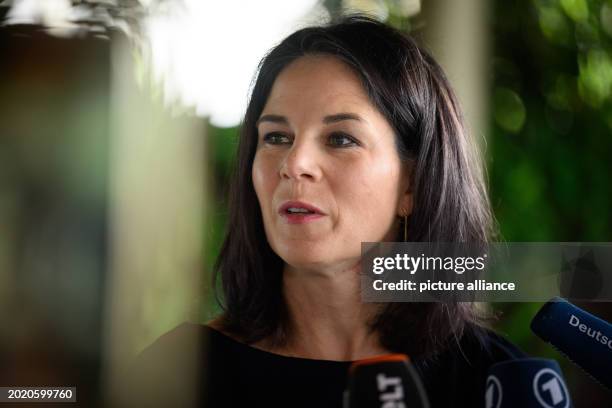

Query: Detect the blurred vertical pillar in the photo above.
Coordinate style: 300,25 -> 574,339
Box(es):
421,0 -> 491,145
103,33 -> 206,404
0,23 -> 111,405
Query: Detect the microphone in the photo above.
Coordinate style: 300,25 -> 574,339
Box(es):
344,354 -> 429,408
531,297 -> 612,389
485,358 -> 572,408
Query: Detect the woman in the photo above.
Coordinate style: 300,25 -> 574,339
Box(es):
134,15 -> 525,408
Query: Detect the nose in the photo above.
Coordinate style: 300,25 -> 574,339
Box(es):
279,138 -> 322,182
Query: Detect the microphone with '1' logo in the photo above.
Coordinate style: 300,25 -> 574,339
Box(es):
344,354 -> 429,408
485,358 -> 572,408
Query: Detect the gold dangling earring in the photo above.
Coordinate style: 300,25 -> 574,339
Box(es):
403,214 -> 408,242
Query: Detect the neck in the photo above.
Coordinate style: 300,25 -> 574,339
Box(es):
267,261 -> 389,361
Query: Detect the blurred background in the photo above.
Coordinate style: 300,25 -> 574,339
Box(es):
0,0 -> 611,406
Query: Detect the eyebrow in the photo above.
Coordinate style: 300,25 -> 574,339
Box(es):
256,114 -> 288,127
256,112 -> 364,127
323,112 -> 364,124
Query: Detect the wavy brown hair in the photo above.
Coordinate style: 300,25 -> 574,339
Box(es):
213,14 -> 495,356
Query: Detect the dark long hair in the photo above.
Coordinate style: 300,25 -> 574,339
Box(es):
213,15 -> 495,356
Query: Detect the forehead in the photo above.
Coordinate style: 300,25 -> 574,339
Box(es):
262,55 -> 374,115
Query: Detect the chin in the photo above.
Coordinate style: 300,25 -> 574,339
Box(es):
276,244 -> 359,273
274,242 -> 323,266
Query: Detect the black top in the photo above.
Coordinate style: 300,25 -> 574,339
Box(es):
127,323 -> 526,408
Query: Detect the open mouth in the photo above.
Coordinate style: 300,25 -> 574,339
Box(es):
286,207 -> 316,215
278,201 -> 325,223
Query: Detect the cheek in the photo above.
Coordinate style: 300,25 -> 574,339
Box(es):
252,153 -> 277,209
336,158 -> 401,223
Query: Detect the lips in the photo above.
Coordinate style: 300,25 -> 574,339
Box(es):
278,200 -> 325,215
278,200 -> 326,224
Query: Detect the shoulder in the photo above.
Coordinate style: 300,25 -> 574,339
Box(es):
132,322 -> 257,381
434,324 -> 528,378
416,324 -> 526,370
138,322 -> 207,356
122,323 -> 212,407
460,324 -> 527,363
414,324 -> 527,407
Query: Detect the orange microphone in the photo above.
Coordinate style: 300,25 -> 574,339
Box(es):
344,354 -> 430,408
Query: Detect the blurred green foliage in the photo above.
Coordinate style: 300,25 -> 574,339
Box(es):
490,0 -> 612,243
489,0 -> 612,396
200,123 -> 238,320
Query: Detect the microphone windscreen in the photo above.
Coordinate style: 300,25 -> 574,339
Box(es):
531,297 -> 612,389
486,358 -> 572,408
344,354 -> 429,408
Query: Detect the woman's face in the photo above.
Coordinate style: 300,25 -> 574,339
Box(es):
252,55 -> 412,271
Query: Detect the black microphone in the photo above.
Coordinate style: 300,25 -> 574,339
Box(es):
531,297 -> 612,389
344,354 -> 429,408
485,358 -> 572,408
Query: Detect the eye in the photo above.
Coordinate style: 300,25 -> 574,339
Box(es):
262,132 -> 291,145
328,131 -> 359,147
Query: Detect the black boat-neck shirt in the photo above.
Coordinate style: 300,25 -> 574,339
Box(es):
129,323 -> 526,408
